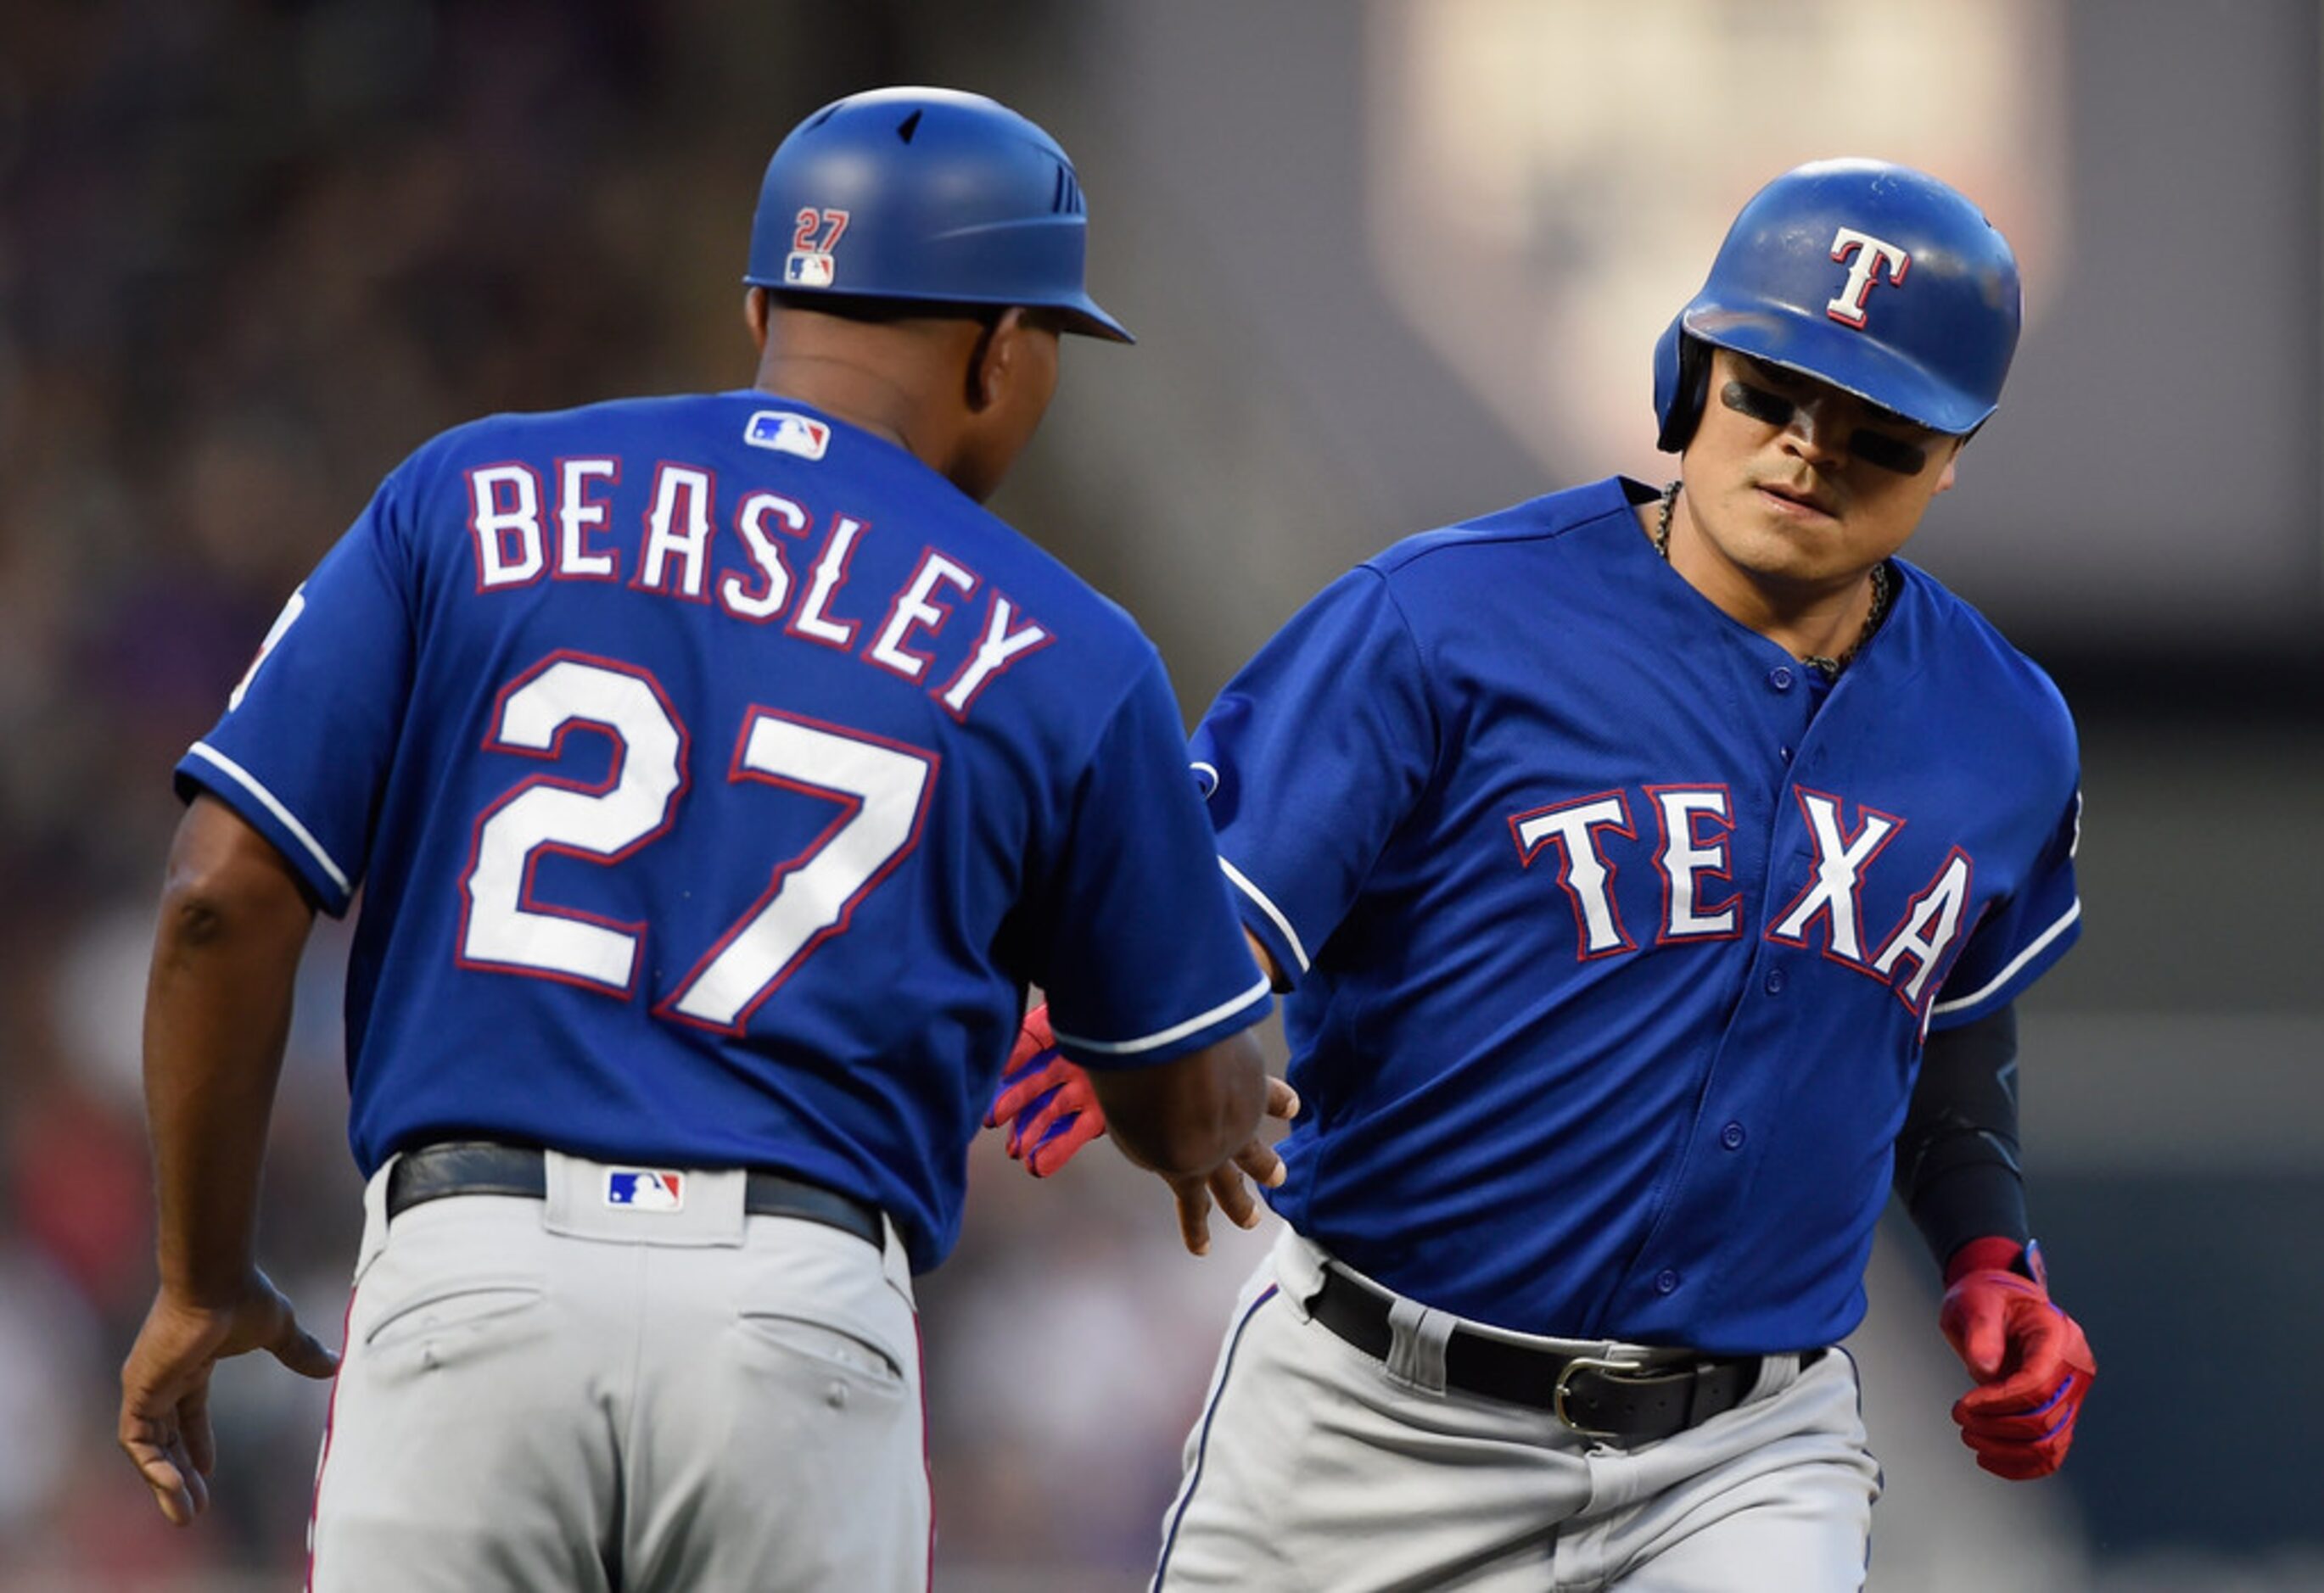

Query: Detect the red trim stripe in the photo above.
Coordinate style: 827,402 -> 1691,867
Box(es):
915,1310 -> 934,1590
303,1284 -> 359,1591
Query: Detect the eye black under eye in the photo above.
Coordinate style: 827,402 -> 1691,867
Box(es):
1845,429 -> 1928,475
1720,379 -> 1929,475
1721,379 -> 1794,428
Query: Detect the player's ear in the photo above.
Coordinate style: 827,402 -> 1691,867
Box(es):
1932,437 -> 1964,495
744,287 -> 771,353
963,308 -> 1022,414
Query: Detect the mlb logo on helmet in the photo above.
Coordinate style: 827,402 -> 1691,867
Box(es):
744,410 -> 832,461
605,1169 -> 686,1211
782,206 -> 848,290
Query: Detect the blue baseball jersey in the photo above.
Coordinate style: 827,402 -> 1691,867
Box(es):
1194,476 -> 2080,1353
179,391 -> 1270,1272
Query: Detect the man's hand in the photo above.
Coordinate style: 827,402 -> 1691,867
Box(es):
1160,1074 -> 1298,1255
988,1003 -> 1298,1253
987,1006 -> 1106,1177
1938,1238 -> 2095,1480
119,1272 -> 340,1524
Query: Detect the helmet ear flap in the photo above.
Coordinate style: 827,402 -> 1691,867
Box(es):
1653,327 -> 1711,454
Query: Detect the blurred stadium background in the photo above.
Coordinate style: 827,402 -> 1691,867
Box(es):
2,1 -> 2318,1588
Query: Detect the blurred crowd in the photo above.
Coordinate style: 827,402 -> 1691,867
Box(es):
0,3 -> 1238,1585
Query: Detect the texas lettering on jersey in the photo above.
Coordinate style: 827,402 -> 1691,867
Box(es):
461,456 -> 1049,721
1512,782 -> 1972,1015
1196,478 -> 2080,1349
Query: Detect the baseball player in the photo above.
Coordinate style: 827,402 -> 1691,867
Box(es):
994,160 -> 2097,1590
115,87 -> 1274,1592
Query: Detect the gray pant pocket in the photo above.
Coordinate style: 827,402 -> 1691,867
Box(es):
737,1313 -> 906,1389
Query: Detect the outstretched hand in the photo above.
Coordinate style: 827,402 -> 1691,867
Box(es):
986,1005 -> 1106,1177
1162,1073 -> 1300,1256
1937,1238 -> 2095,1480
988,1003 -> 1300,1253
118,1270 -> 340,1524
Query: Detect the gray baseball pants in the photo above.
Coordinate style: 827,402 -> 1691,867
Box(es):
307,1150 -> 926,1592
1153,1229 -> 1879,1592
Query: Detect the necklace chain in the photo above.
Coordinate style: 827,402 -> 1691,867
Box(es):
1653,478 -> 1890,679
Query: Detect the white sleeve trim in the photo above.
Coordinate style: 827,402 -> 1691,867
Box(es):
1218,858 -> 1310,975
185,741 -> 352,898
1929,898 -> 2080,1017
1052,974 -> 1272,1057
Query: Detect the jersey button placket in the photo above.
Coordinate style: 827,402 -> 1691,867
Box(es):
1762,966 -> 1787,995
1766,662 -> 1802,764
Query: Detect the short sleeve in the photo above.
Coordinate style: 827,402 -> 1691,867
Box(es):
1928,788 -> 2083,1030
1031,656 -> 1273,1068
175,478 -> 418,914
1190,567 -> 1438,984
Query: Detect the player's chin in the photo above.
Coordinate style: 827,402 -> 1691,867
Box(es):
1726,523 -> 1848,585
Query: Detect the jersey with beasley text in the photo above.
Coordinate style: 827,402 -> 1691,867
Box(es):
180,392 -> 1270,1272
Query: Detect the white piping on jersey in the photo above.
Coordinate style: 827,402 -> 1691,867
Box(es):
1218,858 -> 1310,975
1053,974 -> 1272,1056
1929,898 -> 2080,1017
185,741 -> 352,899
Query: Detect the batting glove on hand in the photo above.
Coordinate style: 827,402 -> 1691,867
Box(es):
986,1003 -> 1106,1177
1938,1238 -> 2096,1480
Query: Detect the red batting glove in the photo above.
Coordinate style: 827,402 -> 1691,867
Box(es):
1938,1238 -> 2096,1480
984,1003 -> 1107,1177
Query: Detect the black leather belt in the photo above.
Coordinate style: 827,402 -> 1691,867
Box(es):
386,1141 -> 884,1250
1308,1266 -> 1823,1445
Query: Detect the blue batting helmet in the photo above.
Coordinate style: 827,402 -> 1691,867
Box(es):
744,87 -> 1131,343
1653,159 -> 2019,450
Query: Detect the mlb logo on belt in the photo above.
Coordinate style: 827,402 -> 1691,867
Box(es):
605,1169 -> 686,1211
744,410 -> 832,461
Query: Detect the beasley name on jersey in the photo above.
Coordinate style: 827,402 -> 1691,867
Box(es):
1195,476 -> 2080,1352
179,392 -> 1270,1272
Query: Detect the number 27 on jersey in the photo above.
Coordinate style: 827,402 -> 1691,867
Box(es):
456,651 -> 936,1034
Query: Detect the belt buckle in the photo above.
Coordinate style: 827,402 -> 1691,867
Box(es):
1551,1353 -> 1646,1439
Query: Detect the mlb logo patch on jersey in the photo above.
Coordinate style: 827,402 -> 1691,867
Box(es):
784,251 -> 836,288
745,410 -> 832,461
605,1169 -> 686,1212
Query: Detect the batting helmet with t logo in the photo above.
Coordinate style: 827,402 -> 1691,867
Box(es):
1653,159 -> 2020,451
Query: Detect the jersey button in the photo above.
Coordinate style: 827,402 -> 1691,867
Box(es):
1768,666 -> 1796,691
1721,1121 -> 1747,1150
1763,967 -> 1787,994
1654,1269 -> 1681,1295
